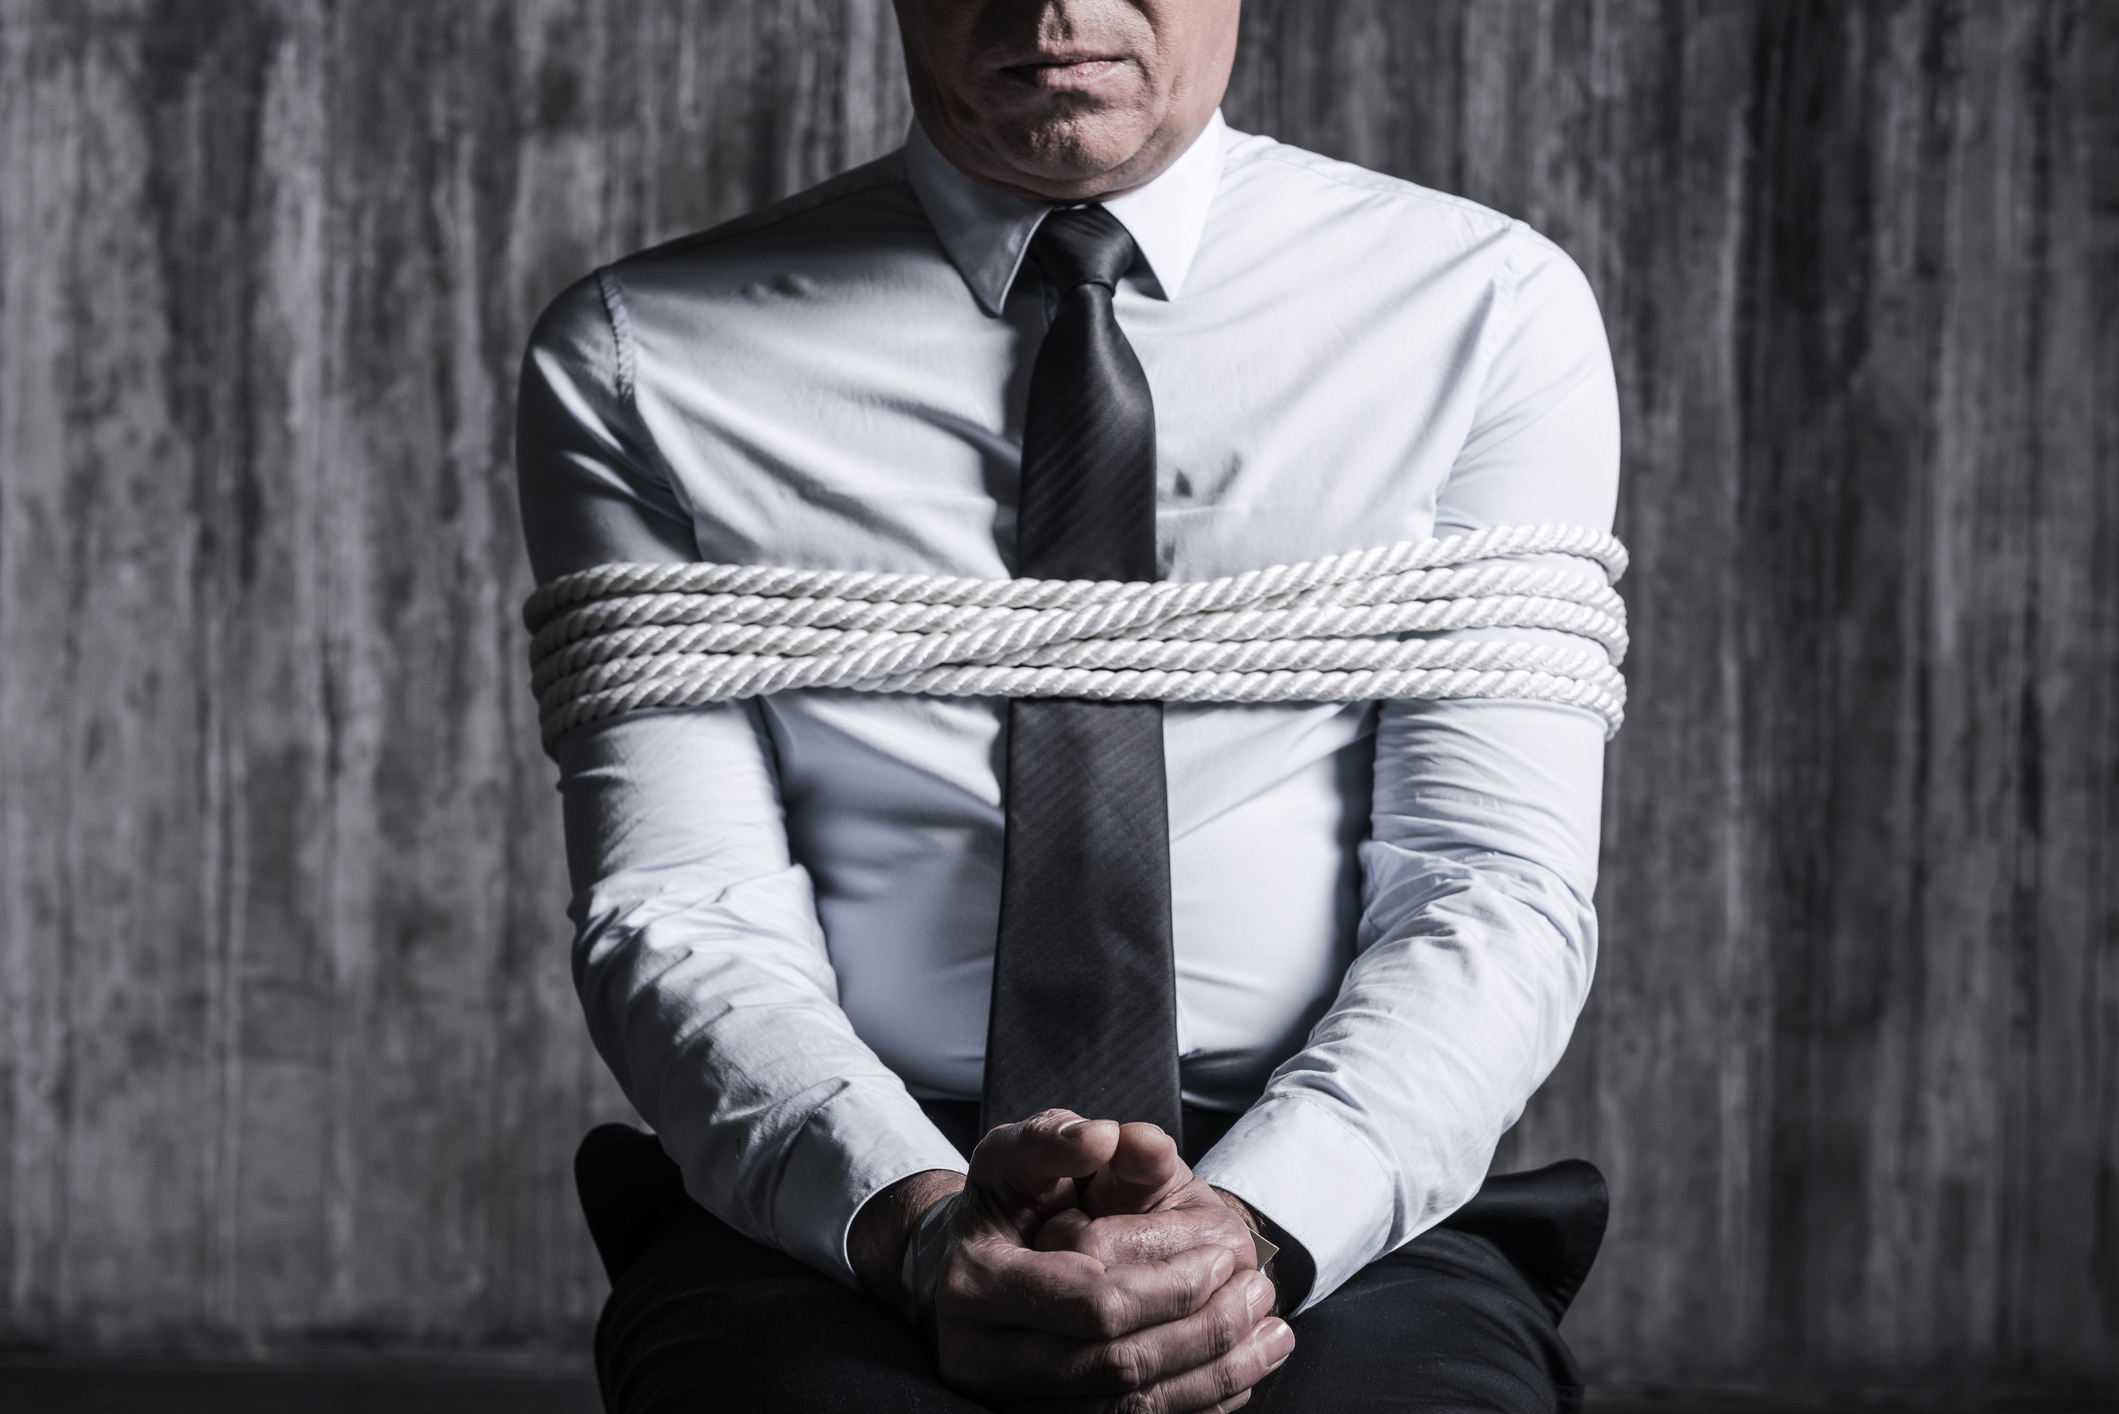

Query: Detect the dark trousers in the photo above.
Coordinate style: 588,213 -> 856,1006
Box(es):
579,1108 -> 1605,1414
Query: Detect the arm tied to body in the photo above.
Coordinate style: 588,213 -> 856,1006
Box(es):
523,524 -> 1629,748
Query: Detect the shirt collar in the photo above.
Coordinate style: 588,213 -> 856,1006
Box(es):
904,111 -> 1229,316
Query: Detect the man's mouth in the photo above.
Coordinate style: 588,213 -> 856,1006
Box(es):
1003,51 -> 1127,91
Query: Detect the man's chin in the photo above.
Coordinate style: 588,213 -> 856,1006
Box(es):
981,114 -> 1159,196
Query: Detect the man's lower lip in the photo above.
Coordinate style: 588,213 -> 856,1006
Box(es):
1010,59 -> 1123,91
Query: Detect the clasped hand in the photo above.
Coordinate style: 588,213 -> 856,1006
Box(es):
933,1110 -> 1294,1412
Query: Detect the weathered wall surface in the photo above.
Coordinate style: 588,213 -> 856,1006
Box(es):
1,0 -> 2112,1398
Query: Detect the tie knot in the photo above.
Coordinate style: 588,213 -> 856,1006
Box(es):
1029,205 -> 1138,293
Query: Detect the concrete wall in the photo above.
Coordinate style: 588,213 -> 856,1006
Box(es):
2,1 -> 2113,1398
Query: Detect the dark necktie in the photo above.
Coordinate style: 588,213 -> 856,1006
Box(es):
981,206 -> 1183,1139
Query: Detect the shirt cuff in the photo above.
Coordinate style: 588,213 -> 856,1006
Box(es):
770,1081 -> 970,1288
1192,1095 -> 1400,1313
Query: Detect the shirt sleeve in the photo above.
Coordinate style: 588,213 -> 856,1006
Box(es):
1193,224 -> 1620,1309
517,272 -> 968,1289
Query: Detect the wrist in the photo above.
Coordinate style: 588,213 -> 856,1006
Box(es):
850,1169 -> 966,1306
1210,1185 -> 1272,1266
897,1187 -> 965,1336
1212,1185 -> 1305,1316
1212,1184 -> 1258,1228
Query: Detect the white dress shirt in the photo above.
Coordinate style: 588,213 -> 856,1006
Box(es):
516,112 -> 1620,1309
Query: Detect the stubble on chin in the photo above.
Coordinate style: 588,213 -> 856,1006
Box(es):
946,81 -> 1176,200
995,102 -> 1154,186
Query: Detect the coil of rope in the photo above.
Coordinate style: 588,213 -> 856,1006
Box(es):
523,523 -> 1630,748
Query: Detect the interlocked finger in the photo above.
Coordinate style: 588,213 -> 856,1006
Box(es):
942,1239 -> 1235,1339
990,1292 -> 1294,1412
944,1265 -> 1281,1402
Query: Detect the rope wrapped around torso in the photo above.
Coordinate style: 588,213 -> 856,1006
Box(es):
522,523 -> 1630,748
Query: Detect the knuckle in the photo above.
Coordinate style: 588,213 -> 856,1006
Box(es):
934,1267 -> 981,1313
1094,1336 -> 1153,1392
1085,1285 -> 1134,1339
1073,1228 -> 1118,1264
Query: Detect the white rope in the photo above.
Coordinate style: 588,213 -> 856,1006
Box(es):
524,524 -> 1630,746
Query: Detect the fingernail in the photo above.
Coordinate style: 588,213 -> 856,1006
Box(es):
1246,1270 -> 1274,1310
1058,1118 -> 1093,1136
1262,1318 -> 1295,1362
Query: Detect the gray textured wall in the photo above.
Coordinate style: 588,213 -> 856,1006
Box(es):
1,0 -> 2113,1399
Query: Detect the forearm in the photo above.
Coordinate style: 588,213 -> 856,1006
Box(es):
578,900 -> 968,1282
1197,697 -> 1603,1309
563,708 -> 968,1283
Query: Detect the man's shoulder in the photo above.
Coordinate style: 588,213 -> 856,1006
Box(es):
614,149 -> 928,273
1218,129 -> 1565,265
524,149 -> 936,378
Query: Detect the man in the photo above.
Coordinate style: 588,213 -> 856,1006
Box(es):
517,0 -> 1619,1409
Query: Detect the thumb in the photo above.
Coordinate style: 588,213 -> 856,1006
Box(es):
965,1110 -> 1122,1231
1080,1121 -> 1191,1217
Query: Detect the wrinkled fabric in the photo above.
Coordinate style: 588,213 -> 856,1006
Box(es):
517,112 -> 1620,1305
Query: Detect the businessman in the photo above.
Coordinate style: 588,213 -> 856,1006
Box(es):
518,0 -> 1620,1408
